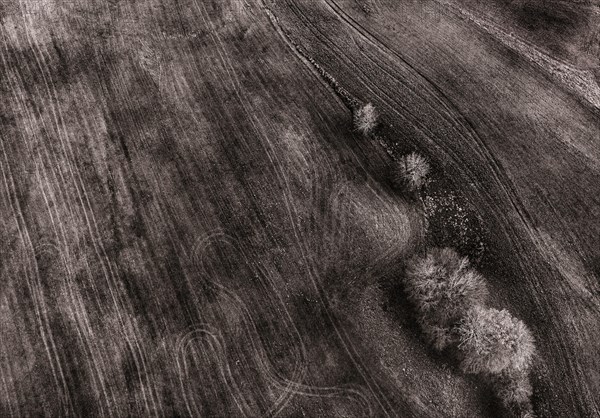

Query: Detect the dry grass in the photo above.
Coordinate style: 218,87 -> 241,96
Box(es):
456,306 -> 535,375
393,152 -> 430,191
404,248 -> 488,350
353,103 -> 378,135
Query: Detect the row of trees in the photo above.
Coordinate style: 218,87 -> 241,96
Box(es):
353,103 -> 536,417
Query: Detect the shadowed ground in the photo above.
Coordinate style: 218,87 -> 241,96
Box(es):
1,0 -> 599,416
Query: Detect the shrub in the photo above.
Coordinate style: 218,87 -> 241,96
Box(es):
491,368 -> 535,418
404,248 -> 488,349
417,318 -> 455,351
456,306 -> 535,375
353,103 -> 377,135
393,152 -> 430,191
492,369 -> 533,407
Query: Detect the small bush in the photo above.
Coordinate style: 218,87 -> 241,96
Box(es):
404,248 -> 488,349
456,306 -> 535,375
493,369 -> 533,407
353,103 -> 377,135
393,152 -> 430,191
491,368 -> 535,417
417,318 -> 455,351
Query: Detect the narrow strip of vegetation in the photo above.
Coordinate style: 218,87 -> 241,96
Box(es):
274,33 -> 536,414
